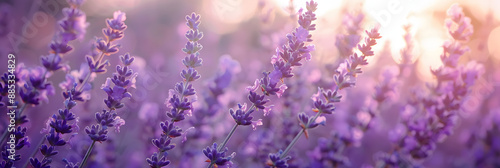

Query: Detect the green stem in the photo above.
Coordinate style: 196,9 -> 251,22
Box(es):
207,124 -> 239,168
80,140 -> 96,167
280,111 -> 322,159
217,124 -> 238,152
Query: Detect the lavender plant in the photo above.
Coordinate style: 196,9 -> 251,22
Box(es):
16,0 -> 88,116
267,27 -> 381,168
204,1 -> 318,167
76,11 -> 131,167
467,109 -> 500,167
335,11 -> 365,59
376,4 -> 483,167
80,52 -> 136,167
0,1 -> 88,167
180,55 -> 241,160
146,12 -> 204,168
3,1 -> 500,167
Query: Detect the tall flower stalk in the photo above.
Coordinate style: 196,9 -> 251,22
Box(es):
146,12 -> 204,168
0,0 -> 88,146
267,27 -> 381,168
376,4 -> 483,167
204,1 -> 318,167
80,52 -> 136,167
76,11 -> 131,167
0,1 -> 88,167
27,83 -> 81,168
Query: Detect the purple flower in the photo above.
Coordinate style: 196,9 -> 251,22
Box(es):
0,126 -> 30,165
17,65 -> 55,105
30,82 -> 81,167
267,150 -> 292,168
85,52 -> 136,136
106,11 -> 127,31
86,11 -> 127,76
59,1 -> 89,42
203,143 -> 234,167
207,1 -> 319,166
152,136 -> 175,152
308,134 -> 351,167
148,12 -> 204,167
373,66 -> 399,103
270,26 -> 382,165
81,52 -> 135,167
230,103 -> 255,126
335,12 -> 364,58
445,4 -> 473,41
381,5 -> 482,164
147,153 -> 170,167
85,124 -> 108,142
399,25 -> 416,76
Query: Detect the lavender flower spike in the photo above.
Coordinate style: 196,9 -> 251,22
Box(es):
207,1 -> 318,167
270,27 -> 382,166
81,53 -> 136,167
147,12 -> 204,168
28,83 -> 81,168
377,4 -> 482,167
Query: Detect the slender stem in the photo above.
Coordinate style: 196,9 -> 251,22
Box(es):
214,104 -> 255,152
16,103 -> 28,120
155,80 -> 192,164
0,128 -> 8,145
80,140 -> 96,167
280,129 -> 304,159
280,111 -> 322,159
217,124 -> 238,152
207,124 -> 239,168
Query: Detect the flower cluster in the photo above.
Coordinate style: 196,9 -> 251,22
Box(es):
84,10 -> 127,80
377,4 -> 483,167
335,12 -> 365,58
0,73 -> 16,107
467,110 -> 500,167
205,1 -> 318,167
41,0 -> 88,72
17,65 -> 54,106
190,55 -> 240,133
399,25 -> 416,76
355,66 -> 399,132
4,1 -> 499,167
0,126 -> 30,167
0,1 -> 88,166
82,52 -> 136,167
85,54 -> 136,142
147,12 -> 204,167
308,133 -> 351,167
267,27 -> 381,167
29,84 -> 81,168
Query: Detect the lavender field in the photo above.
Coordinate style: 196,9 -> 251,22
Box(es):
1,0 -> 500,167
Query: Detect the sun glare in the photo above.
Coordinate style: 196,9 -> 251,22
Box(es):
273,0 -> 342,17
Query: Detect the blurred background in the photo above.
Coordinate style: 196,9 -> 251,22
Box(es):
1,0 -> 500,167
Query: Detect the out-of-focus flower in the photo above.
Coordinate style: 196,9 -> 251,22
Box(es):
148,12 -> 204,167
